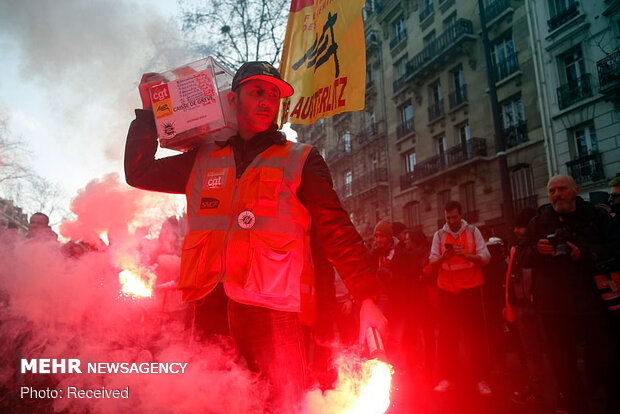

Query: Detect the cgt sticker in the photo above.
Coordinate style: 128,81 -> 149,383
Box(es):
200,197 -> 220,209
203,169 -> 227,190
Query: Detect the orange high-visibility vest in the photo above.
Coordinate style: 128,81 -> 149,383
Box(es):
179,140 -> 316,324
437,225 -> 484,293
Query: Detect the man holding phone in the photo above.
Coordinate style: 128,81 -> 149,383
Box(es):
429,200 -> 491,395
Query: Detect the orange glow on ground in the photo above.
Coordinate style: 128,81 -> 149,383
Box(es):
118,267 -> 155,298
305,356 -> 393,414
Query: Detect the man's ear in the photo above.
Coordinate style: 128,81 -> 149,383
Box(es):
227,90 -> 238,112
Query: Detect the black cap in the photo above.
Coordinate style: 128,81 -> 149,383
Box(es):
231,61 -> 294,98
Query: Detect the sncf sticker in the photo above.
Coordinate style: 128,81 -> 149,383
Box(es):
200,198 -> 220,209
203,169 -> 227,189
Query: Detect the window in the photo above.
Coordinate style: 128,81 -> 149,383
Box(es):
491,36 -> 518,82
501,96 -> 525,128
557,46 -> 592,109
428,81 -> 444,121
437,189 -> 452,223
404,201 -> 421,228
423,30 -> 436,48
342,130 -> 351,152
501,96 -> 527,147
443,12 -> 457,30
510,165 -> 536,212
449,64 -> 467,108
398,102 -> 414,138
405,149 -> 416,173
457,123 -> 471,145
420,0 -> 434,21
392,15 -> 406,40
395,56 -> 408,78
435,134 -> 448,166
459,181 -> 477,222
344,170 -> 353,197
571,122 -> 598,158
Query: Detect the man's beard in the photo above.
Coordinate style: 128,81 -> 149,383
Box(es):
552,199 -> 575,213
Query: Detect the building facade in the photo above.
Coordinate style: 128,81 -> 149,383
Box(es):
528,0 -> 620,204
294,0 -> 619,240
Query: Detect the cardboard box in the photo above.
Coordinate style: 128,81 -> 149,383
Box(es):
149,57 -> 237,152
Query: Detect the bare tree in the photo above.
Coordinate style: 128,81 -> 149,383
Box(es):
0,116 -> 31,186
178,0 -> 290,70
0,115 -> 72,228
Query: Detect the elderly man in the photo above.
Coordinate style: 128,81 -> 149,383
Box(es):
521,174 -> 620,413
124,61 -> 386,408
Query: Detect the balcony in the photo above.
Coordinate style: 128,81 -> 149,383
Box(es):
449,84 -> 468,109
375,0 -> 399,19
557,74 -> 593,110
358,123 -> 384,148
548,1 -> 579,32
494,52 -> 519,83
419,3 -> 434,22
327,148 -> 352,164
484,0 -> 511,23
390,29 -> 407,50
352,168 -> 389,195
513,194 -> 538,214
397,118 -> 415,139
503,120 -> 528,148
566,152 -> 605,185
428,99 -> 445,122
597,49 -> 620,95
407,19 -> 475,84
400,138 -> 487,190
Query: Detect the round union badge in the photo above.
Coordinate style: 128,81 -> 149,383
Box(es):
237,210 -> 256,229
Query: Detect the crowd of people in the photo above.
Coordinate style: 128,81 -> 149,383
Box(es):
327,174 -> 618,414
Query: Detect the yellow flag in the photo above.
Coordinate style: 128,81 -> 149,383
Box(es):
279,0 -> 366,125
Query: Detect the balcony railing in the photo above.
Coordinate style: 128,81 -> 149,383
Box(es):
503,120 -> 528,148
428,99 -> 445,122
484,0 -> 511,23
557,74 -> 593,110
420,3 -> 434,22
513,194 -> 538,214
327,148 -> 352,163
397,118 -> 415,139
494,52 -> 519,82
400,138 -> 487,189
352,168 -> 389,195
548,1 -> 579,31
597,49 -> 620,91
566,152 -> 605,185
390,29 -> 407,50
375,0 -> 398,16
449,84 -> 468,108
408,19 -> 474,80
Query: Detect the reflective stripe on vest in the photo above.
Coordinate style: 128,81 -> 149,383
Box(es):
179,141 -> 314,315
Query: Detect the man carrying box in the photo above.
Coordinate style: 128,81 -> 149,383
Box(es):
124,61 -> 386,409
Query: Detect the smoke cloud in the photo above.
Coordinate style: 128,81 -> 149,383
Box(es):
0,0 -> 203,196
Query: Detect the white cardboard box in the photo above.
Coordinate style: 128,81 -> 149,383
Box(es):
149,57 -> 237,152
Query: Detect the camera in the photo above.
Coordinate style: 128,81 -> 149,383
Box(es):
546,228 -> 570,257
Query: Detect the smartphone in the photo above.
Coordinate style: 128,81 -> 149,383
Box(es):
445,243 -> 453,250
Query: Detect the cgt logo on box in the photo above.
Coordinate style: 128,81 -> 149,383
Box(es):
21,359 -> 82,374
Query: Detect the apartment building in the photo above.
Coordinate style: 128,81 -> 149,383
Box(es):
527,0 -> 620,204
296,0 -> 618,240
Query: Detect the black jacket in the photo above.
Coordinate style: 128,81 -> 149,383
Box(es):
124,110 -> 378,303
520,197 -> 620,314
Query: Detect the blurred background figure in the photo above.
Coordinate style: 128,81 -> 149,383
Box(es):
26,212 -> 58,241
